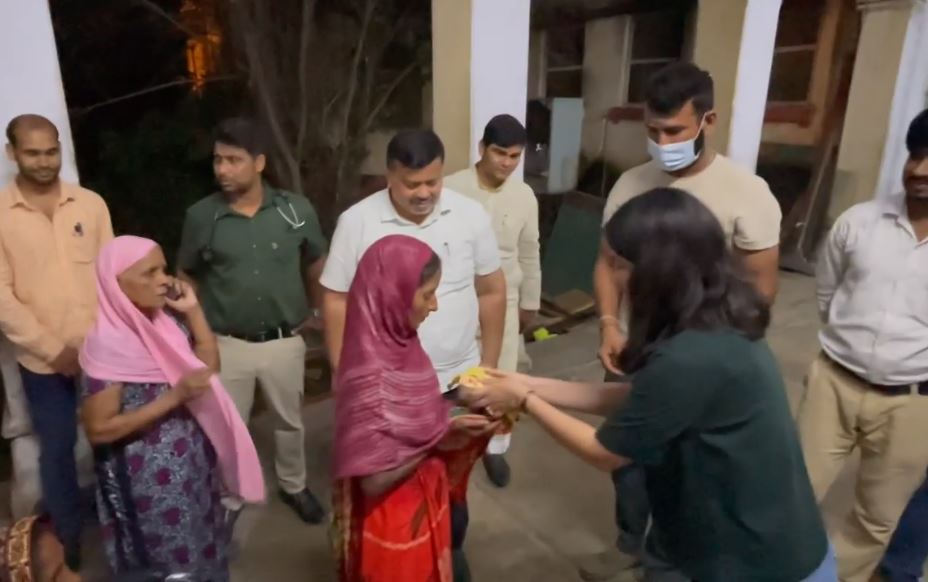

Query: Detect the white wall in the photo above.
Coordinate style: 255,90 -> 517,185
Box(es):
0,0 -> 78,184
469,0 -> 531,176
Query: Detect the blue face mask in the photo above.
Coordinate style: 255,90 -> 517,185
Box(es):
647,121 -> 706,173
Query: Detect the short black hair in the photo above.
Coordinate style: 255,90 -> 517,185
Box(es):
386,129 -> 445,170
6,114 -> 59,147
645,62 -> 714,117
214,117 -> 268,158
482,114 -> 527,149
906,109 -> 928,155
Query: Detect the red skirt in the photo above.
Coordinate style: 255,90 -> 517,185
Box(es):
436,435 -> 492,505
333,457 -> 453,582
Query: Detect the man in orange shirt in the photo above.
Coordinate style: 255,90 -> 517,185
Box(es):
0,114 -> 113,572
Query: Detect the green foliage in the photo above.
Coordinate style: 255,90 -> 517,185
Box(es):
87,97 -> 221,266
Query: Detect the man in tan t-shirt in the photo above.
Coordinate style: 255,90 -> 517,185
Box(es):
445,114 -> 542,488
581,62 -> 782,582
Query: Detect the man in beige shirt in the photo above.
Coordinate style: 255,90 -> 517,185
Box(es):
583,62 -> 782,581
445,114 -> 542,488
0,114 -> 113,571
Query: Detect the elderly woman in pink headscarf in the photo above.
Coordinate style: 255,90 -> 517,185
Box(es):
331,235 -> 499,582
77,236 -> 263,581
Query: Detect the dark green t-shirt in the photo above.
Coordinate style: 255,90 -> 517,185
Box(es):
597,330 -> 827,582
177,185 -> 327,336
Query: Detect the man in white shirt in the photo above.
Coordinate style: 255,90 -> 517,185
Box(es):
445,114 -> 541,488
797,108 -> 928,582
585,62 -> 782,581
321,129 -> 507,580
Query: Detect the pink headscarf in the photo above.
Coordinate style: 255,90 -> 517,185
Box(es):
79,236 -> 264,503
333,235 -> 451,479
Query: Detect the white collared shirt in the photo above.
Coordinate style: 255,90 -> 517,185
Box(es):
817,193 -> 928,384
320,188 -> 501,388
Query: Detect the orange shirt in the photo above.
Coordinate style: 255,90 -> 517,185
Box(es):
0,180 -> 113,373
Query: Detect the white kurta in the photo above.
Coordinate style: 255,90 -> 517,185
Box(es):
445,167 -> 542,455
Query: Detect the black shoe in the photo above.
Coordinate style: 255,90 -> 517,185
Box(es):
482,453 -> 511,488
279,488 -> 326,524
452,549 -> 471,582
64,540 -> 82,572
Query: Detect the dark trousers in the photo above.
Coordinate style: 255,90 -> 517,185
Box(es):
606,371 -> 687,581
880,470 -> 928,582
20,366 -> 83,549
613,463 -> 649,554
451,501 -> 469,550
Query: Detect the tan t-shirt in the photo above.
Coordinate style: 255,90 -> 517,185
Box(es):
601,155 -> 781,331
602,154 -> 782,251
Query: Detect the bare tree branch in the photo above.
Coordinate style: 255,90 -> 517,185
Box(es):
362,60 -> 419,133
234,6 -> 301,191
71,76 -> 237,116
338,0 -> 378,144
296,0 -> 317,160
133,0 -> 197,38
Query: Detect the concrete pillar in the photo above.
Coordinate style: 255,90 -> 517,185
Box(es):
692,0 -> 781,171
0,0 -> 79,183
831,0 -> 928,219
431,0 -> 531,177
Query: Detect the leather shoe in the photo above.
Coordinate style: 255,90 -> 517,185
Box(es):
482,454 -> 511,488
279,488 -> 326,524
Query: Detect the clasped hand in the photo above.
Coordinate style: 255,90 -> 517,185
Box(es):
457,369 -> 534,418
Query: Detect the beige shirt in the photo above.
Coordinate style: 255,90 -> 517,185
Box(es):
0,181 -> 113,373
602,154 -> 782,250
602,155 -> 781,331
445,167 -> 542,310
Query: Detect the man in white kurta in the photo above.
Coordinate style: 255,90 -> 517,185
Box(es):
445,114 -> 541,488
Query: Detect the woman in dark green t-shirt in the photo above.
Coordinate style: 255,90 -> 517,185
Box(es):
465,188 -> 834,582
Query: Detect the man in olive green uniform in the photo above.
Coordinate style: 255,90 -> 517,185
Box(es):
177,118 -> 328,523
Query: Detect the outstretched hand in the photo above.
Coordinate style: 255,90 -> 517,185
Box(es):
458,369 -> 532,417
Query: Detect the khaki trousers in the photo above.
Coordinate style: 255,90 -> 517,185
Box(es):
218,335 -> 307,494
796,353 -> 928,582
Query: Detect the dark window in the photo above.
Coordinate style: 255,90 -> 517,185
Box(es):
766,0 -> 825,103
545,24 -> 585,98
627,10 -> 687,103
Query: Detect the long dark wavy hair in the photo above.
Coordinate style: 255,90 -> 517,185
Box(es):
604,187 -> 770,373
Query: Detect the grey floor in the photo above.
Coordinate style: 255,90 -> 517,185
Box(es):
2,273 -> 914,580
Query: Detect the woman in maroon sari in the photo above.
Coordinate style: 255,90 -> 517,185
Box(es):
331,235 -> 499,582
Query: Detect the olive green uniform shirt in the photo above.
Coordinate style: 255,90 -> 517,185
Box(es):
177,185 -> 326,336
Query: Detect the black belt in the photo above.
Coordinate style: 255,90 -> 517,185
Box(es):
227,324 -> 295,343
827,354 -> 928,396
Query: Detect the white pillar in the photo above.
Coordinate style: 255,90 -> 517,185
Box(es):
0,0 -> 79,184
432,0 -> 531,177
726,0 -> 783,171
874,0 -> 928,197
